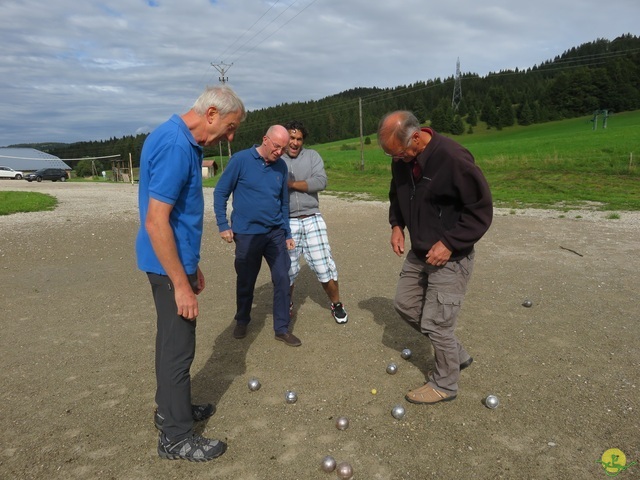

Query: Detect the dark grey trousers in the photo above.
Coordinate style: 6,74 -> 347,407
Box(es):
148,272 -> 197,442
394,250 -> 475,395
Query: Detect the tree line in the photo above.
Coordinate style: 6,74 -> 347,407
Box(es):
15,34 -> 640,175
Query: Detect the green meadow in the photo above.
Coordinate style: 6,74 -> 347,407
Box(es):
207,110 -> 639,211
5,111 -> 637,215
0,191 -> 57,216
315,111 -> 639,210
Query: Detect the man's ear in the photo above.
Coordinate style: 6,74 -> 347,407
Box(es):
207,106 -> 219,123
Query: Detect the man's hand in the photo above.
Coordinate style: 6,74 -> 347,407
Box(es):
286,238 -> 295,250
174,283 -> 199,320
220,229 -> 234,243
426,240 -> 452,266
390,226 -> 405,256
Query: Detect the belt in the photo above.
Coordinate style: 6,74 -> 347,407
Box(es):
292,214 -> 316,219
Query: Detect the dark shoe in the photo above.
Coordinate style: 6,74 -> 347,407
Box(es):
331,302 -> 348,324
154,403 -> 216,431
233,323 -> 248,339
275,332 -> 302,347
158,433 -> 226,462
460,357 -> 473,371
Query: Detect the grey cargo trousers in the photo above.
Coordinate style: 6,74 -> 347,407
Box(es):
394,250 -> 475,395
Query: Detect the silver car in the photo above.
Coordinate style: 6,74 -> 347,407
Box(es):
0,166 -> 24,180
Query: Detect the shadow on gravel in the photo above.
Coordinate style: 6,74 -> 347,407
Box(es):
359,296 -> 434,377
190,281 -> 273,431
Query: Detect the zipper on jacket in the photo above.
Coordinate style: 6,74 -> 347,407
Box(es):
409,164 -> 416,201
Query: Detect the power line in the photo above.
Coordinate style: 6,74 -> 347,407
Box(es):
226,0 -> 321,65
222,0 -> 303,64
216,0 -> 283,63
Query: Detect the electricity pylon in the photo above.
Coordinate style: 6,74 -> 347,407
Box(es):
452,58 -> 462,112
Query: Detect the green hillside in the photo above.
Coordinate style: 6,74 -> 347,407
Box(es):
207,111 -> 640,211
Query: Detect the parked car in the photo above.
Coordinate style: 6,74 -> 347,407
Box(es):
25,168 -> 68,182
0,166 -> 24,180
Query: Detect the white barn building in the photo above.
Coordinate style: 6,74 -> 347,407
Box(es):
0,148 -> 71,173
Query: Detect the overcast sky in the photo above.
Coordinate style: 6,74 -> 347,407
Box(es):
0,0 -> 637,146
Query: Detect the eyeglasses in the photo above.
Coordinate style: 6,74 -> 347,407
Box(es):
266,136 -> 286,153
384,151 -> 410,162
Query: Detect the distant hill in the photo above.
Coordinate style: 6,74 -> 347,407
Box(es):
15,34 -> 640,173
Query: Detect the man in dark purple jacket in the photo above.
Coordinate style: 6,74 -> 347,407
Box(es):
378,110 -> 493,405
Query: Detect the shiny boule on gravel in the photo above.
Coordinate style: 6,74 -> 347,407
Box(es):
247,378 -> 261,391
522,299 -> 533,307
386,362 -> 398,375
401,348 -> 412,359
285,390 -> 298,404
391,404 -> 406,419
484,394 -> 500,409
320,455 -> 336,473
336,462 -> 354,479
335,416 -> 349,430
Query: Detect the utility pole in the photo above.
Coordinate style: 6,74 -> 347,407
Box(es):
359,98 -> 365,171
452,57 -> 462,112
211,62 -> 233,84
211,62 -> 234,168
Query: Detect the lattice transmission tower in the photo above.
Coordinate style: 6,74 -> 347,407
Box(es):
451,57 -> 462,112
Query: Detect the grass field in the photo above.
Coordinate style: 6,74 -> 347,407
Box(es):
5,112 -> 637,215
207,110 -> 639,211
0,190 -> 57,216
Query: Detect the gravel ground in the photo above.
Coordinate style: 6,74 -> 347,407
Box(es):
1,181 -> 638,480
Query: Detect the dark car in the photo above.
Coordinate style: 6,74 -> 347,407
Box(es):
25,168 -> 68,182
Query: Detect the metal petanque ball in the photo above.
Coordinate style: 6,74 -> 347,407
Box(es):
320,455 -> 336,473
485,394 -> 500,409
401,348 -> 412,360
336,461 -> 354,480
247,378 -> 261,392
386,362 -> 398,375
391,404 -> 406,420
335,416 -> 350,430
285,390 -> 298,404
522,299 -> 533,308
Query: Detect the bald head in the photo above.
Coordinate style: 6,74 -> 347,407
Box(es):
266,125 -> 289,146
258,125 -> 289,163
378,110 -> 421,150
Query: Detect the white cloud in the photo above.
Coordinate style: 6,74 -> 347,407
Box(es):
0,0 -> 637,145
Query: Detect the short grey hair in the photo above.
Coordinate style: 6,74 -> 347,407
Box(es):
192,85 -> 246,120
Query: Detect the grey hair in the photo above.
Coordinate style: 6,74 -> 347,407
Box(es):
192,85 -> 246,120
377,110 -> 420,148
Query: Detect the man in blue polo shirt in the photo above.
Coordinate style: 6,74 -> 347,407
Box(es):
214,125 -> 301,347
136,85 -> 245,462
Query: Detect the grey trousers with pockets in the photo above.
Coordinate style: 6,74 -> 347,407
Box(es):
394,250 -> 475,395
148,272 -> 198,442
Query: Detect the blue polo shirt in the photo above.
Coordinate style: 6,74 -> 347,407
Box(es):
136,114 -> 204,275
213,146 -> 290,238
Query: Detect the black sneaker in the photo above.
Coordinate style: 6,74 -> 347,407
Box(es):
154,403 -> 216,431
331,302 -> 348,324
158,433 -> 226,462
